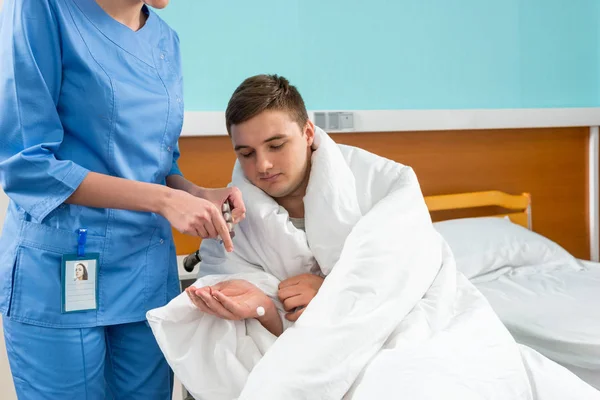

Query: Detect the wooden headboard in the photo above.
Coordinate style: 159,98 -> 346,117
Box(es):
173,127 -> 591,260
424,191 -> 532,229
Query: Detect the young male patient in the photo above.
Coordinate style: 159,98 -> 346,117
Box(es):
185,74 -> 327,336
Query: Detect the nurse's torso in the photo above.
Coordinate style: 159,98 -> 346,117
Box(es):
0,0 -> 182,327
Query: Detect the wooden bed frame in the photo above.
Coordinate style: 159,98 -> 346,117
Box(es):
424,191 -> 532,230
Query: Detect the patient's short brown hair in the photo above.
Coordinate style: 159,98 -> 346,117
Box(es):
225,74 -> 309,135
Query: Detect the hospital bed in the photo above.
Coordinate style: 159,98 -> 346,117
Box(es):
425,190 -> 600,390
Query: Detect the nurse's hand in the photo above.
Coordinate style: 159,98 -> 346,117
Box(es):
161,189 -> 235,251
196,187 -> 246,223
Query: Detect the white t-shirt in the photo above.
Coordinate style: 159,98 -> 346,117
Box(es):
289,217 -> 305,231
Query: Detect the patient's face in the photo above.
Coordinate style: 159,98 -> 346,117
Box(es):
230,110 -> 314,199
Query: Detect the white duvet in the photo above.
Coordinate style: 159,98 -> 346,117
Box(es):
475,261 -> 600,390
146,127 -> 599,400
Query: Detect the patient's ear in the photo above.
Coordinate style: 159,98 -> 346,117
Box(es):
303,120 -> 315,147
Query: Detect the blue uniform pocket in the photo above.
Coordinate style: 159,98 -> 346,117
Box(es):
7,221 -> 106,328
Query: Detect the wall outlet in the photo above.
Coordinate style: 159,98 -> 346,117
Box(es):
314,112 -> 354,132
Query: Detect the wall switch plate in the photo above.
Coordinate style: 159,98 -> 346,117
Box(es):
338,112 -> 354,130
313,111 -> 354,132
314,112 -> 327,129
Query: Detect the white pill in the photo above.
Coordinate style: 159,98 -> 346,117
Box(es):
223,212 -> 232,221
256,306 -> 265,317
222,203 -> 230,212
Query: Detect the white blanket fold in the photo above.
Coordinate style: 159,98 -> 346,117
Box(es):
147,128 -> 599,400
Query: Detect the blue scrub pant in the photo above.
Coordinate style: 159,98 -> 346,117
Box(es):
3,319 -> 173,399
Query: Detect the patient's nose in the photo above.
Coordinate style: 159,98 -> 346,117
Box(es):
256,152 -> 273,173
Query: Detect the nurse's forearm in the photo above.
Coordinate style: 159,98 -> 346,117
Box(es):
165,174 -> 203,197
66,173 -> 237,248
65,171 -> 173,214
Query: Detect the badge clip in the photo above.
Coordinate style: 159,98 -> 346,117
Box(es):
77,228 -> 87,257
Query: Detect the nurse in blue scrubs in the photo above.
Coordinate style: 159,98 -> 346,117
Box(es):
0,0 -> 245,398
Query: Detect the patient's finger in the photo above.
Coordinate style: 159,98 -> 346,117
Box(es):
277,286 -> 301,301
186,288 -> 216,316
278,277 -> 300,290
285,307 -> 305,322
212,290 -> 247,319
193,287 -> 212,299
186,288 -> 209,310
191,287 -> 219,314
198,290 -> 234,319
282,294 -> 306,312
198,289 -> 238,320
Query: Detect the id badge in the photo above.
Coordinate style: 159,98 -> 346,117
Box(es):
61,229 -> 99,313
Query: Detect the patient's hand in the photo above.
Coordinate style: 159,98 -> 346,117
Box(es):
278,273 -> 325,321
186,280 -> 269,320
186,280 -> 283,336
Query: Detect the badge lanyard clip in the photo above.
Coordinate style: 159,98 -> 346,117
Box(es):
77,229 -> 87,257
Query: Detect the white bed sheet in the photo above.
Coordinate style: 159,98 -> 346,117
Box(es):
474,260 -> 600,390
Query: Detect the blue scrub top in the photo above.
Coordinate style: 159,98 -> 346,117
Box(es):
0,0 -> 183,328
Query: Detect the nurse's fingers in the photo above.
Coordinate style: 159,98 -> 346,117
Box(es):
234,212 -> 246,223
231,209 -> 245,223
196,225 -> 209,239
198,289 -> 238,320
203,221 -> 218,239
212,209 -> 233,252
228,188 -> 246,222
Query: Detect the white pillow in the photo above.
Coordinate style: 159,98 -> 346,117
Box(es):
432,217 -> 581,279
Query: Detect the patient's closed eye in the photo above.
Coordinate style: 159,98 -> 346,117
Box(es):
240,150 -> 254,158
270,142 -> 285,150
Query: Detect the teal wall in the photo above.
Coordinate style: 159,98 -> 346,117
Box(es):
157,1 -> 599,111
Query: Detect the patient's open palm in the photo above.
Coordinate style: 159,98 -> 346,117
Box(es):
187,279 -> 269,320
215,280 -> 265,310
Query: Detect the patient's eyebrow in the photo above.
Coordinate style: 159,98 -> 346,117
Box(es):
234,135 -> 286,151
264,135 -> 285,143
